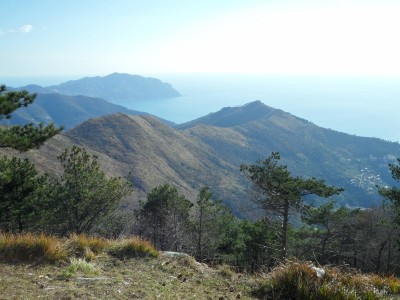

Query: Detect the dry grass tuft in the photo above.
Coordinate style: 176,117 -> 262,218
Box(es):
0,232 -> 158,264
0,232 -> 66,263
108,236 -> 159,259
65,234 -> 108,260
253,260 -> 400,300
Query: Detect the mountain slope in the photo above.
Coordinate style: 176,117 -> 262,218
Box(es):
47,73 -> 180,102
65,114 -> 238,204
179,101 -> 400,207
6,93 -> 172,130
3,101 -> 399,216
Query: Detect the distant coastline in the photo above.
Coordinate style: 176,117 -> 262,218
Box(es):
2,74 -> 400,142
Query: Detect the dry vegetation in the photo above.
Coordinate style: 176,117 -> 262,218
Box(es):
253,260 -> 400,300
1,233 -> 400,299
0,233 -> 253,299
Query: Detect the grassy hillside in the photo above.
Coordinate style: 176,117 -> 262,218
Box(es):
180,101 -> 400,207
66,113 -> 236,202
1,110 -> 398,219
2,101 -> 400,215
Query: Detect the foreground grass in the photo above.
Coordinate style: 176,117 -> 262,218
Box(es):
0,233 -> 253,299
0,232 -> 66,263
253,260 -> 400,300
1,233 -> 400,299
0,232 -> 158,263
0,252 -> 253,299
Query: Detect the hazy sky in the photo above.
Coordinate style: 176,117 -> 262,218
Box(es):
2,0 -> 400,77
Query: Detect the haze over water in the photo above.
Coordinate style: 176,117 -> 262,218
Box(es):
125,74 -> 400,143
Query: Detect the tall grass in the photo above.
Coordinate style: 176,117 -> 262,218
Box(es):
0,232 -> 158,263
253,261 -> 400,300
0,232 -> 66,262
108,236 -> 159,259
65,234 -> 108,261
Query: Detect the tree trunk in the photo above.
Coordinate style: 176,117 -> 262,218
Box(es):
320,230 -> 330,263
281,200 -> 289,260
18,216 -> 23,233
386,238 -> 392,274
197,208 -> 203,261
376,239 -> 388,272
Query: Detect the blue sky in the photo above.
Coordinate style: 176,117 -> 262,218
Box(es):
2,0 -> 400,77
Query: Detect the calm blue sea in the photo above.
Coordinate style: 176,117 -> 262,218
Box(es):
2,74 -> 400,142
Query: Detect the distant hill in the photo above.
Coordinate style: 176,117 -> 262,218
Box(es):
179,101 -> 400,208
47,73 -> 180,102
4,92 -> 165,130
176,100 -> 276,129
5,101 -> 399,217
9,84 -> 53,94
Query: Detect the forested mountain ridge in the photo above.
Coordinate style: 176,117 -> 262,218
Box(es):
5,101 -> 400,215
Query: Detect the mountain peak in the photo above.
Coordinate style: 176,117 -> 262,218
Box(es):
176,100 -> 277,129
104,72 -> 139,80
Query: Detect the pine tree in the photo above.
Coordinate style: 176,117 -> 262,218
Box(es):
0,85 -> 62,232
139,184 -> 192,251
0,85 -> 62,151
379,158 -> 400,218
52,146 -> 133,234
192,186 -> 234,261
240,152 -> 343,260
0,156 -> 51,232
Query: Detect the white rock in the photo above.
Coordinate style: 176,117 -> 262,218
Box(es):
311,266 -> 325,278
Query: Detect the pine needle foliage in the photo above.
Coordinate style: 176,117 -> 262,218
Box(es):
0,85 -> 62,151
52,146 -> 133,234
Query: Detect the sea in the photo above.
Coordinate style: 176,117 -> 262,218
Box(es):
3,74 -> 400,143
